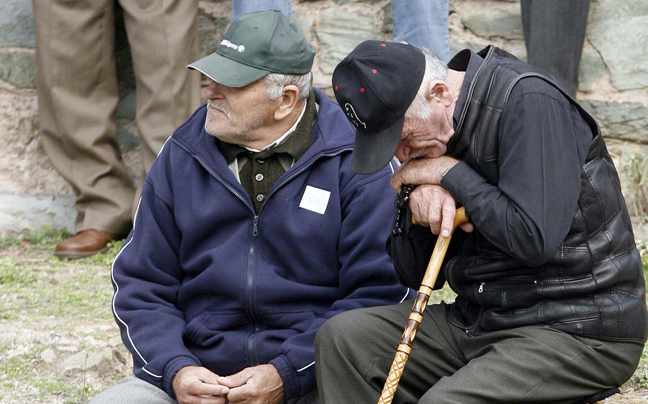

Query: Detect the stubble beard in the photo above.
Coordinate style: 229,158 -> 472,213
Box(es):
204,100 -> 270,146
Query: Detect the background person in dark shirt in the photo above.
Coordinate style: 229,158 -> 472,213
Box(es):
314,41 -> 647,404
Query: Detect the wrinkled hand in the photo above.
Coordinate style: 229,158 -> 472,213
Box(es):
391,156 -> 459,193
218,364 -> 284,404
409,185 -> 474,237
173,366 -> 229,404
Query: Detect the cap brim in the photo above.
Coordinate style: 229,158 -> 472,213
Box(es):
188,52 -> 269,88
351,115 -> 404,175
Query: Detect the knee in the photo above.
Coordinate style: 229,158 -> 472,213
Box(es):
315,308 -> 373,357
88,391 -> 110,404
418,379 -> 464,404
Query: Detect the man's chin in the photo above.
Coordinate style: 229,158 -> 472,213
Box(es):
204,124 -> 234,141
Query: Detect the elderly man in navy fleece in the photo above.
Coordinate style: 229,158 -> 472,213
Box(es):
90,12 -> 409,404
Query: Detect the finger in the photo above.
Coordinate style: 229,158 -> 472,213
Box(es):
390,160 -> 416,192
440,200 -> 456,238
192,381 -> 230,397
390,170 -> 404,193
194,396 -> 228,404
427,197 -> 442,235
409,193 -> 428,227
226,383 -> 253,403
460,222 -> 474,233
218,369 -> 253,388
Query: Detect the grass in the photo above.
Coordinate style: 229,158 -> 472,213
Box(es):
0,229 -> 130,404
616,149 -> 648,219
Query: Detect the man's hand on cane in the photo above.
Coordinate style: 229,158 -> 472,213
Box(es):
392,157 -> 474,236
408,185 -> 474,236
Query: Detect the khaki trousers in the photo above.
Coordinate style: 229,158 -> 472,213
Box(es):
33,0 -> 201,236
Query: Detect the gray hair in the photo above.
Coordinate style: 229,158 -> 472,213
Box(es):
405,46 -> 449,120
264,72 -> 313,101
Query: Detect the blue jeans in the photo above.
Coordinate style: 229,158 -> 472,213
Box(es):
232,0 -> 292,20
393,0 -> 450,62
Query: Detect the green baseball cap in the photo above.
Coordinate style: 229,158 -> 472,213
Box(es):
188,10 -> 315,87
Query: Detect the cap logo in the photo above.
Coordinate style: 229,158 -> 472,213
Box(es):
221,39 -> 245,52
344,103 -> 366,129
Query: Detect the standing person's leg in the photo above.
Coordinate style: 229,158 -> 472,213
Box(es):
315,302 -> 466,404
392,0 -> 450,62
119,0 -> 201,176
232,0 -> 292,20
90,376 -> 178,404
521,0 -> 590,95
419,326 -> 643,404
34,0 -> 135,248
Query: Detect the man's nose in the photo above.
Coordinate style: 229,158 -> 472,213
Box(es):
204,81 -> 224,99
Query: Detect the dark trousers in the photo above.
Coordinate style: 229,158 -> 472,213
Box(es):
315,301 -> 643,404
521,0 -> 590,95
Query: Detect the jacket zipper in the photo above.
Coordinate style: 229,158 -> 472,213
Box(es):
244,147 -> 352,365
246,214 -> 260,366
172,138 -> 352,365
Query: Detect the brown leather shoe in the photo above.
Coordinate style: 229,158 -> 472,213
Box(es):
54,229 -> 116,260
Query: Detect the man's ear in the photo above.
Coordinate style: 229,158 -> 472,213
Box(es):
425,80 -> 453,107
274,85 -> 301,121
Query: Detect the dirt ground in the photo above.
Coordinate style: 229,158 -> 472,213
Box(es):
0,233 -> 647,404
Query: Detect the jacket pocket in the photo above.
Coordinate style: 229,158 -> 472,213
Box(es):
260,310 -> 315,334
184,311 -> 249,347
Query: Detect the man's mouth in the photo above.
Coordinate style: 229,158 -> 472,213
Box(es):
207,101 -> 230,119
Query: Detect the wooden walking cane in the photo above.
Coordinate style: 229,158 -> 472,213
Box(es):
377,207 -> 469,404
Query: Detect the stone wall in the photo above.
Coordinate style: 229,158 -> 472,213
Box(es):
0,0 -> 647,233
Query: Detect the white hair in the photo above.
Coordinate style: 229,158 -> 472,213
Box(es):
405,46 -> 449,120
263,72 -> 313,101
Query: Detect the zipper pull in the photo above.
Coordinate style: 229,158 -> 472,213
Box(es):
478,282 -> 485,293
253,216 -> 259,236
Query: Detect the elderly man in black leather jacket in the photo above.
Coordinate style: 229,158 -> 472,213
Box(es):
314,41 -> 648,404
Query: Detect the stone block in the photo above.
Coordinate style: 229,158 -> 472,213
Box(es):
0,193 -> 75,234
450,40 -> 485,57
587,16 -> 648,90
578,48 -> 606,93
293,9 -> 314,43
333,0 -> 373,4
0,0 -> 36,48
461,9 -> 522,39
116,120 -> 141,150
199,10 -> 228,57
382,3 -> 393,34
60,351 -> 115,375
587,0 -> 648,90
581,100 -> 648,144
0,50 -> 36,88
115,7 -> 136,88
315,8 -> 381,75
117,92 -> 137,120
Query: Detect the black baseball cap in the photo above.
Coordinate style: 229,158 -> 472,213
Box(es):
332,41 -> 426,174
188,10 -> 315,87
